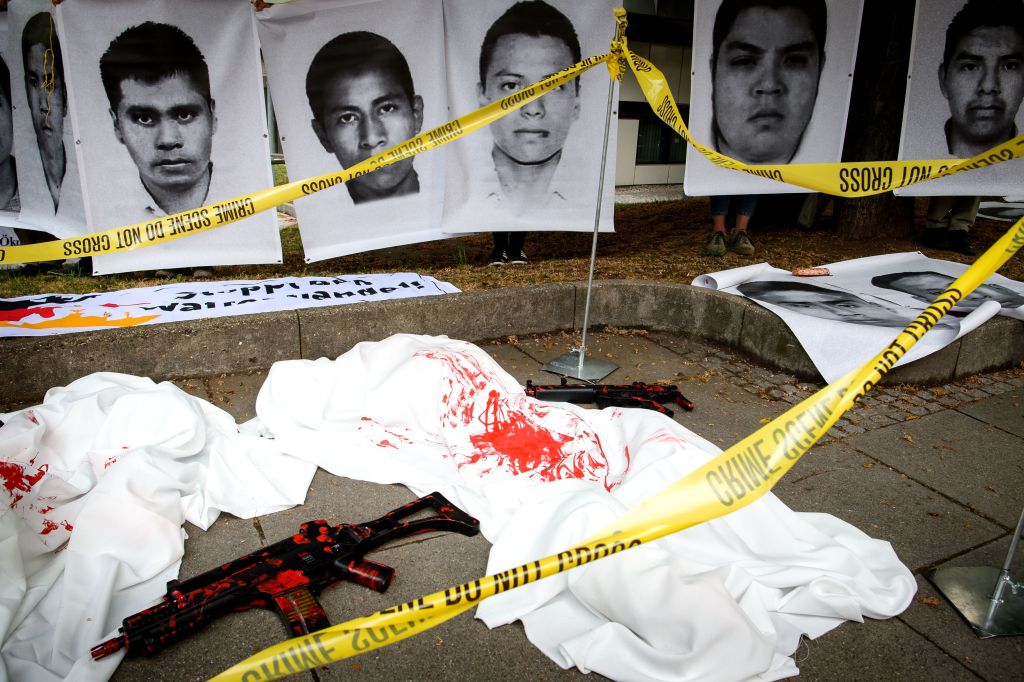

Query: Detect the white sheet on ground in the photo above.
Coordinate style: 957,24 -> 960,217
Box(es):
253,334 -> 917,682
0,374 -> 316,682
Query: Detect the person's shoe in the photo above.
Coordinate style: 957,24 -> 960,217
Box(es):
192,267 -> 214,279
728,230 -> 755,255
703,232 -> 727,256
488,249 -> 507,266
920,229 -> 948,250
507,250 -> 528,265
947,231 -> 975,256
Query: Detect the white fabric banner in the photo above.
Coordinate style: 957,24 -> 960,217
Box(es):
253,334 -> 916,682
440,0 -> 618,233
0,272 -> 459,337
683,0 -> 863,196
57,0 -> 282,275
895,0 -> 1024,197
0,373 -> 316,682
693,252 -> 1018,382
256,0 -> 450,262
7,0 -> 88,238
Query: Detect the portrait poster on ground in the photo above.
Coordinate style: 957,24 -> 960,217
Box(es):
441,0 -> 618,234
693,254 -> 1002,382
684,0 -> 863,196
257,0 -> 448,262
896,0 -> 1024,197
824,251 -> 1024,321
58,0 -> 281,276
7,0 -> 87,238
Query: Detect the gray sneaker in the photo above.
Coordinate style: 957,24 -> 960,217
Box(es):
703,232 -> 727,256
729,230 -> 755,255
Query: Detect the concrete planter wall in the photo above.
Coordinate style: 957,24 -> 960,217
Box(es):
3,280 -> 1021,410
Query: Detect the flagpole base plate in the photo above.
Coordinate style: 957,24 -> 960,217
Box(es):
925,566 -> 1024,638
542,351 -> 617,382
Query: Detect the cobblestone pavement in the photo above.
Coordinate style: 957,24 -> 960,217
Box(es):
643,329 -> 1024,441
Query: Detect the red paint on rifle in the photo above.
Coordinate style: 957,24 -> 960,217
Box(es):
90,493 -> 480,660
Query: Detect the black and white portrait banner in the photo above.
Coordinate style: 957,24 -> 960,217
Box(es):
257,0 -> 449,262
0,13 -> 22,227
684,0 -> 863,196
58,0 -> 281,275
693,252 -> 1011,382
0,272 -> 458,337
896,0 -> 1024,196
441,0 -> 618,234
8,0 -> 88,238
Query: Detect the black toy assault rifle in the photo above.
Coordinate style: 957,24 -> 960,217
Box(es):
91,492 -> 479,660
525,378 -> 695,416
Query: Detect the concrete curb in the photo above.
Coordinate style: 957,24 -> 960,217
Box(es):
3,280 -> 1022,409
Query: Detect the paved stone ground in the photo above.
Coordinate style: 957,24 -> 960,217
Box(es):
127,328 -> 1024,682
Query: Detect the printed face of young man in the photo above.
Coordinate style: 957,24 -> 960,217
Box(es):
479,33 -> 580,165
24,42 -> 66,169
757,288 -> 909,326
890,272 -> 1024,308
712,5 -> 821,164
110,73 -> 216,196
311,66 -> 423,201
940,25 -> 1024,156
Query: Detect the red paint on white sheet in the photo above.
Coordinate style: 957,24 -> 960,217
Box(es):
414,347 -> 622,490
415,349 -> 491,427
466,390 -> 617,488
38,519 -> 71,535
1,456 -> 48,508
358,417 -> 415,446
104,457 -> 118,469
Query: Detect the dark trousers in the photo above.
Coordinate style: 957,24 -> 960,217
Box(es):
492,232 -> 525,255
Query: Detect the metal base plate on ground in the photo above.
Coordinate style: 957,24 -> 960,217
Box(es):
925,566 -> 1024,638
543,351 -> 617,382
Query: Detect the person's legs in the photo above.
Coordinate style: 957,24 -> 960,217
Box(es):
704,195 -> 730,256
922,196 -> 953,249
506,232 -> 527,264
728,195 -> 757,255
947,196 -> 980,256
489,232 -> 509,265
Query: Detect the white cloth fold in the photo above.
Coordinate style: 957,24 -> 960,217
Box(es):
0,374 -> 315,682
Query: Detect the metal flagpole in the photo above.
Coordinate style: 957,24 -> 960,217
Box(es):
543,49 -> 619,382
925,503 -> 1024,637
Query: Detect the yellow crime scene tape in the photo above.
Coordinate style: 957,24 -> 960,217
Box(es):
209,19 -> 1024,682
5,8 -> 1022,265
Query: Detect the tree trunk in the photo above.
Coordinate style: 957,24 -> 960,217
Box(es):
834,0 -> 917,239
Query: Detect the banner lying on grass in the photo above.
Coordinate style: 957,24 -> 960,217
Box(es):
0,273 -> 458,336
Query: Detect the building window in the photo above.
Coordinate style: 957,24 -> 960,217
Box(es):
636,117 -> 687,164
621,100 -> 688,165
